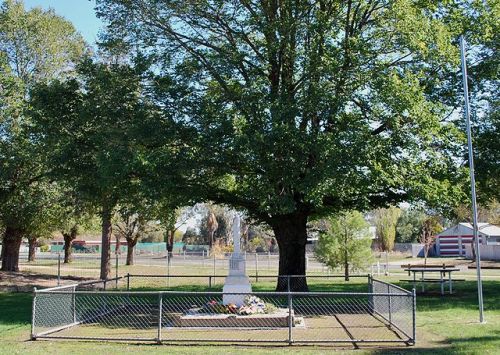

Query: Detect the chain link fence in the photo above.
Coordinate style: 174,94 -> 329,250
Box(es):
31,276 -> 415,345
18,252 -> 365,288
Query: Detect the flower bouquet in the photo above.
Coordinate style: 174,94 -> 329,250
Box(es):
200,296 -> 277,316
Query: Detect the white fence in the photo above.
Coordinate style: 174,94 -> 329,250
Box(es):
465,244 -> 500,261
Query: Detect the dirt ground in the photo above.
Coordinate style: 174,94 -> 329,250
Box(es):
0,272 -> 92,292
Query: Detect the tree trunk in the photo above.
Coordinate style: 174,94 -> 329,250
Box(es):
115,234 -> 121,255
167,230 -> 174,259
1,226 -> 24,271
63,236 -> 72,264
63,226 -> 78,264
126,238 -> 137,265
271,213 -> 309,291
344,251 -> 350,282
100,204 -> 113,280
28,237 -> 37,262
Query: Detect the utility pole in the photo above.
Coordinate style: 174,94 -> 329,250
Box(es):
460,35 -> 484,323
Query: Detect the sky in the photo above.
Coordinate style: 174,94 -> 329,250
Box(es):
24,0 -> 103,46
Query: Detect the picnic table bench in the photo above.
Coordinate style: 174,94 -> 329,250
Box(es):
401,263 -> 455,276
400,266 -> 464,295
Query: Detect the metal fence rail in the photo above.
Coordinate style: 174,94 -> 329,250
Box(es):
31,277 -> 415,345
124,273 -> 370,290
18,251 -> 363,288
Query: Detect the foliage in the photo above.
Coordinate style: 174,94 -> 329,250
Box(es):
396,208 -> 428,243
314,211 -> 373,279
94,0 -> 479,283
95,0 -> 474,216
114,208 -> 163,245
452,200 -> 500,225
182,227 -> 201,245
199,206 -> 232,246
475,101 -> 499,202
0,1 -> 86,270
374,206 -> 402,251
30,58 -> 156,212
0,0 -> 87,88
30,57 -> 167,276
247,237 -> 267,253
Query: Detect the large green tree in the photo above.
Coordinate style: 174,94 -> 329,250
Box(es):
96,0 -> 492,290
0,0 -> 86,271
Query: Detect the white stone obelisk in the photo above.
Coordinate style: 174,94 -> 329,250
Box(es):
222,214 -> 252,306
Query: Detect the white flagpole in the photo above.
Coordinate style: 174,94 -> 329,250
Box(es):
460,35 -> 485,323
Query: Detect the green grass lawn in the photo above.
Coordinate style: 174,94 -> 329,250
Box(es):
1,278 -> 499,354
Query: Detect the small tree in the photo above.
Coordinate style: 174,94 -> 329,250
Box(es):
160,206 -> 192,259
114,209 -> 160,266
420,217 -> 443,265
374,207 -> 402,251
315,211 -> 374,281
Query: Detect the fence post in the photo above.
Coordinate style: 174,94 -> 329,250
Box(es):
126,273 -> 130,291
213,253 -> 216,277
255,253 -> 259,282
367,275 -> 373,313
412,288 -> 417,344
57,253 -> 61,286
115,254 -> 119,289
72,285 -> 76,323
157,293 -> 163,344
267,251 -> 271,270
167,252 -> 170,288
209,276 -> 212,289
387,284 -> 392,327
288,285 -> 293,345
31,287 -> 37,340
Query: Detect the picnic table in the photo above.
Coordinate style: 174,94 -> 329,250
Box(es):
403,267 -> 461,295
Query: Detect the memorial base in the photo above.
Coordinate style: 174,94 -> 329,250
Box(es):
222,276 -> 252,306
174,309 -> 297,328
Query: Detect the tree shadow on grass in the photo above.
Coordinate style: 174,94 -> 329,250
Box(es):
402,280 -> 500,312
372,332 -> 500,355
0,292 -> 32,327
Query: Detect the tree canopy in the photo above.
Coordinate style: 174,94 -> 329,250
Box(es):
0,0 -> 86,271
30,58 -> 164,278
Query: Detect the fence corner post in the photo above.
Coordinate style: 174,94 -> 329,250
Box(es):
31,287 -> 37,340
412,288 -> 417,345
